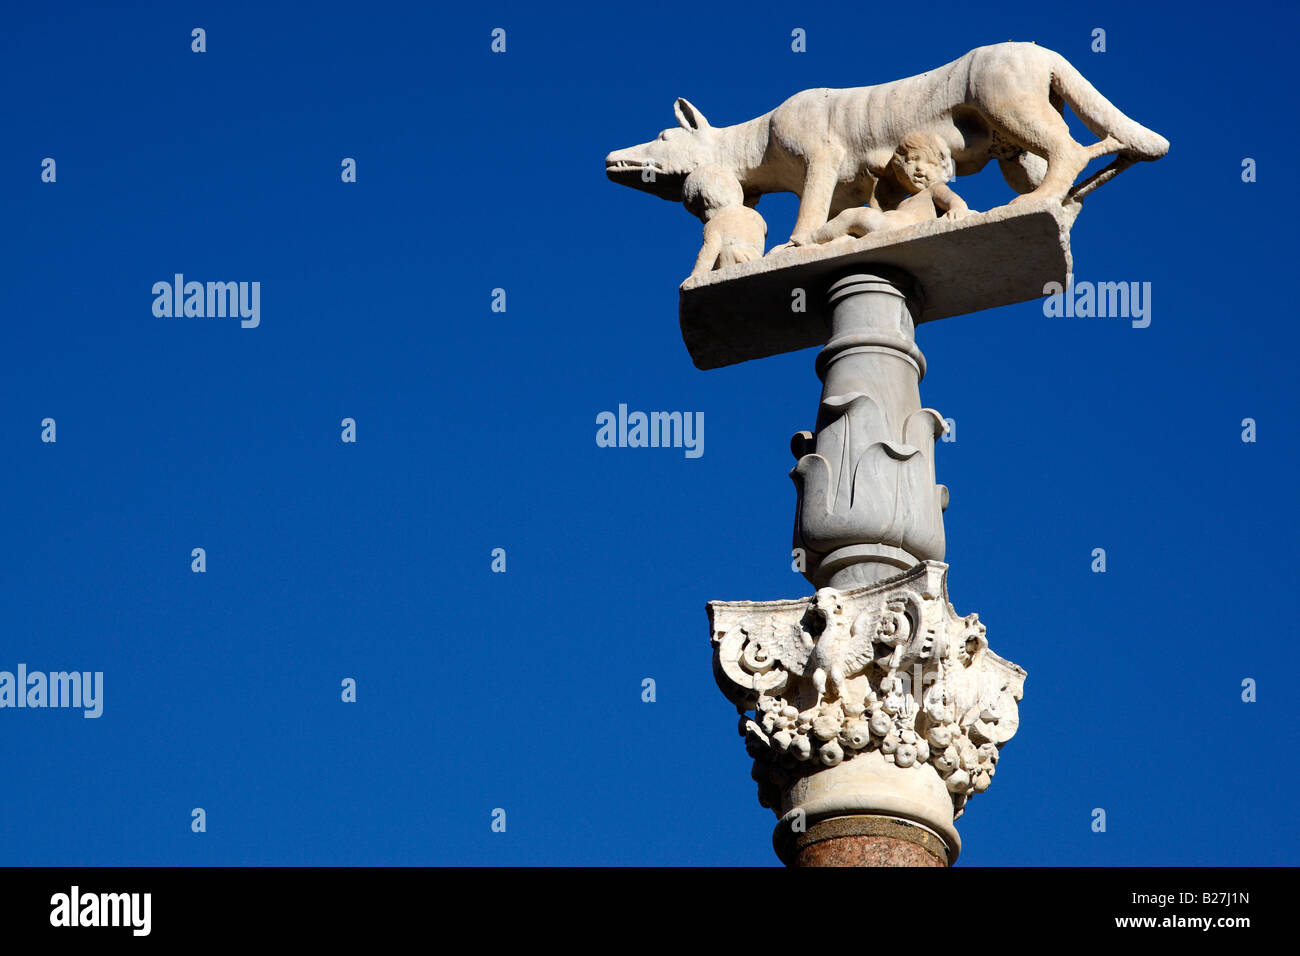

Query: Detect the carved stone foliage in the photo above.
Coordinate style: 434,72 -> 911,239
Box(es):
791,396 -> 948,587
709,561 -> 1024,818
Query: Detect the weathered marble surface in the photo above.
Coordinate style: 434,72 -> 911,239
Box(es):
790,271 -> 946,589
679,198 -> 1074,370
607,41 -> 1167,261
604,41 -> 1167,865
710,561 -> 1025,861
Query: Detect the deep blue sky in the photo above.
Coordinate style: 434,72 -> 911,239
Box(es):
1,0 -> 1295,866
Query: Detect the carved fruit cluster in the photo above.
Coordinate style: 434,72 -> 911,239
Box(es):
742,670 -> 1003,817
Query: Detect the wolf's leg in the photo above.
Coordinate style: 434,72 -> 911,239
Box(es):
1000,135 -> 1121,196
827,173 -> 877,220
1083,135 -> 1124,162
987,102 -> 1091,202
1067,154 -> 1137,202
790,151 -> 845,244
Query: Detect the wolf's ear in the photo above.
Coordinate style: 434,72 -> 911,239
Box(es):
674,97 -> 711,132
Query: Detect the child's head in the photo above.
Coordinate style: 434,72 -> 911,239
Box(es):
890,133 -> 954,193
682,164 -> 744,221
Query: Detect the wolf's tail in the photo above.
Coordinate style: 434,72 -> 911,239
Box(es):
1048,51 -> 1170,160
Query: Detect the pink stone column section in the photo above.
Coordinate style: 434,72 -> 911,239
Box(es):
785,815 -> 950,867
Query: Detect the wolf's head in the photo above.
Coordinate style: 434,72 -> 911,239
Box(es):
605,98 -> 718,203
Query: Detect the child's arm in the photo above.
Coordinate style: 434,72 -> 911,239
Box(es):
930,183 -> 971,218
690,232 -> 723,278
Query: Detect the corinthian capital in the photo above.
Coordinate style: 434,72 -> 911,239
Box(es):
709,561 -> 1024,862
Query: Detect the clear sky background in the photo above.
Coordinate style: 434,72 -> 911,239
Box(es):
1,0 -> 1295,866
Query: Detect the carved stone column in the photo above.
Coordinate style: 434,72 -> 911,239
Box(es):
711,560 -> 1024,867
607,40 -> 1167,864
792,269 -> 947,589
787,816 -> 950,867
